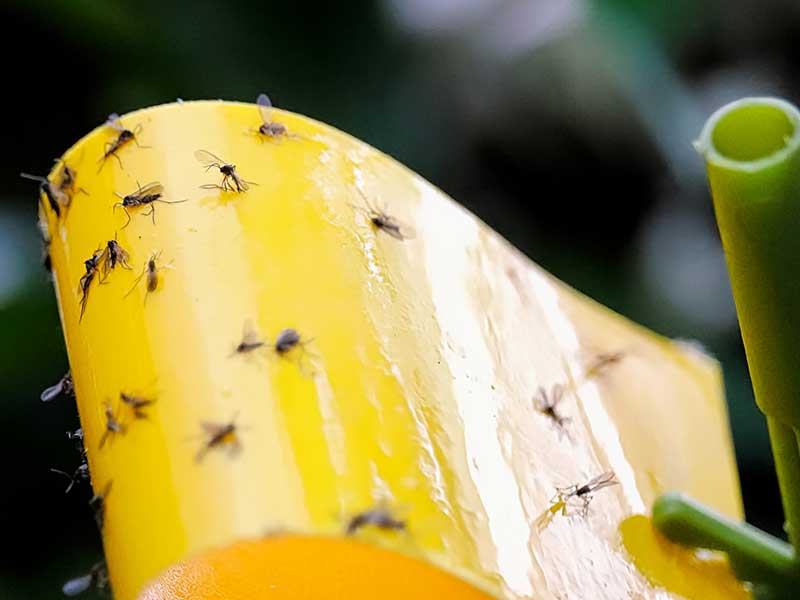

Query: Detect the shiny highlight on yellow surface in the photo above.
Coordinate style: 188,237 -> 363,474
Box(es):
42,100 -> 748,599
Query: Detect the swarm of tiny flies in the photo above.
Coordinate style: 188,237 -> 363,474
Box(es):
14,94 -> 580,596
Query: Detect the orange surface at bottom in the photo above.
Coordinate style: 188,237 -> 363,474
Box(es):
138,536 -> 496,600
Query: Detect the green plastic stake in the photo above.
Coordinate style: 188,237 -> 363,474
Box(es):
699,98 -> 800,431
653,493 -> 796,584
653,97 -> 800,593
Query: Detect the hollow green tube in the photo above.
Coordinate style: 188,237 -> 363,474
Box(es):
696,97 -> 800,428
696,97 -> 800,558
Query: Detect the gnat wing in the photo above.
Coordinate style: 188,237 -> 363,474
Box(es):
585,471 -> 618,492
534,387 -> 548,410
200,421 -> 227,437
62,574 -> 93,596
383,214 -> 416,240
194,149 -> 225,166
105,113 -> 124,131
135,181 -> 164,196
242,320 -> 261,345
257,93 -> 273,125
40,380 -> 64,402
235,175 -> 250,192
551,384 -> 564,405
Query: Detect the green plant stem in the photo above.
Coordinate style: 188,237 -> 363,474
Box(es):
653,493 -> 796,584
768,418 -> 800,547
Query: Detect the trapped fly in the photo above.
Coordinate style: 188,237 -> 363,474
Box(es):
78,248 -> 104,322
51,460 -> 89,494
54,160 -> 78,194
89,481 -> 112,531
20,172 -> 69,217
253,93 -> 292,139
195,149 -> 254,192
62,560 -> 108,597
99,402 -> 125,449
22,161 -> 87,218
113,181 -> 187,229
98,113 -> 147,171
99,236 -> 132,281
346,508 -> 406,536
125,251 -> 172,303
41,371 -> 74,402
195,417 -> 242,462
274,327 -> 304,355
53,159 -> 88,199
550,471 -> 618,517
353,189 -> 415,241
534,384 -> 571,436
66,427 -> 86,458
120,392 -> 155,419
232,320 -> 265,355
271,328 -> 317,375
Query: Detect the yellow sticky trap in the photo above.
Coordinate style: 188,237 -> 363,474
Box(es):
42,100 -> 746,599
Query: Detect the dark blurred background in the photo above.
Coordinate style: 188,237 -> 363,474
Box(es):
2,0 -> 798,596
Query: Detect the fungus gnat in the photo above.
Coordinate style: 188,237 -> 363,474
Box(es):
120,392 -> 155,419
353,189 -> 415,241
66,427 -> 86,459
125,251 -> 172,303
99,237 -> 132,282
62,561 -> 108,597
78,248 -> 104,322
534,384 -> 571,437
113,181 -> 187,229
51,460 -> 89,494
54,160 -> 77,193
274,327 -> 303,355
232,321 -> 265,355
22,161 -> 87,219
98,402 -> 124,449
89,481 -> 112,531
253,93 -> 293,139
98,113 -> 147,171
195,417 -> 242,462
195,149 -> 254,192
53,159 -> 88,199
20,172 -> 68,217
550,471 -> 618,517
346,508 -> 406,536
41,371 -> 74,402
270,328 -> 317,375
